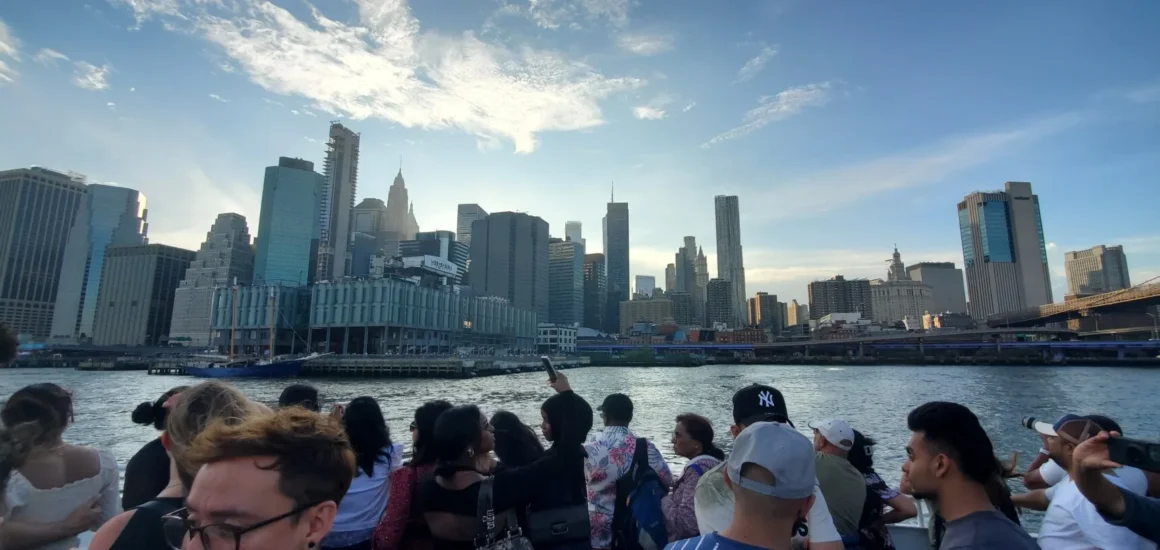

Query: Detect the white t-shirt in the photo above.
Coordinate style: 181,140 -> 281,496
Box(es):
1039,459 -> 1068,486
693,461 -> 840,543
1038,467 -> 1156,550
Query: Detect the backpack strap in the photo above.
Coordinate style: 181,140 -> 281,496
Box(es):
687,463 -> 706,477
630,438 -> 649,477
476,477 -> 497,545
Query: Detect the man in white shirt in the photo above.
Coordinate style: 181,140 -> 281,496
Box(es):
1028,414 -> 1155,550
693,384 -> 843,550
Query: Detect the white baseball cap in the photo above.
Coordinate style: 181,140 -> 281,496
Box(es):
809,418 -> 854,451
727,422 -> 816,499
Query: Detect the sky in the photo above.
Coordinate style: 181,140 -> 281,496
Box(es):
1,0 -> 1159,305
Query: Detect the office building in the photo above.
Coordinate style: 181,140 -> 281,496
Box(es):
316,123 -> 360,280
668,291 -> 695,326
747,292 -> 781,331
350,198 -> 399,263
548,238 -> 584,325
538,323 -> 577,353
619,298 -> 673,334
456,204 -> 487,247
634,275 -> 655,299
714,195 -> 747,327
50,184 -> 148,343
808,275 -> 872,320
401,231 -> 470,284
254,157 -> 325,286
706,278 -> 734,327
307,278 -> 538,353
605,201 -> 630,333
169,214 -> 254,347
673,237 -> 706,324
92,244 -> 195,346
906,262 -> 968,314
1064,245 -> 1130,297
583,253 -> 606,330
385,169 -> 420,241
469,212 -> 549,318
0,168 -> 87,339
664,263 -> 676,293
565,221 -> 584,249
870,247 -> 934,324
210,284 -> 313,356
958,181 -> 1053,319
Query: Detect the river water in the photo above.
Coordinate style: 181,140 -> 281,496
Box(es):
2,364 -> 1157,528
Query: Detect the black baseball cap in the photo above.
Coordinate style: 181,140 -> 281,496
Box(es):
598,393 -> 634,423
732,384 -> 791,426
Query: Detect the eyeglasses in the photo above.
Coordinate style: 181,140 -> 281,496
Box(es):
162,502 -> 321,550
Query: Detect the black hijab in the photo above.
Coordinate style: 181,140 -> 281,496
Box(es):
541,391 -> 593,450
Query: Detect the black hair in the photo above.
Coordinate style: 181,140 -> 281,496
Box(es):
1,383 -> 74,444
0,423 -> 34,505
490,410 -> 544,468
676,413 -> 725,461
907,401 -> 998,485
343,396 -> 393,478
132,386 -> 189,431
431,405 -> 484,465
278,384 -> 320,412
411,399 -> 453,466
848,429 -> 876,475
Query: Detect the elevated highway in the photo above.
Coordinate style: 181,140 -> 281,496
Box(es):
986,281 -> 1160,328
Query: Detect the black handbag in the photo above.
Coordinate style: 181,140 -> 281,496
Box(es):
475,477 -> 535,550
526,504 -> 591,545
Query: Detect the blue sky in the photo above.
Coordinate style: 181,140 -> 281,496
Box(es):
1,0 -> 1159,305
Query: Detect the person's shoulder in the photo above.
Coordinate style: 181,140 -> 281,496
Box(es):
87,509 -> 137,550
665,533 -> 711,550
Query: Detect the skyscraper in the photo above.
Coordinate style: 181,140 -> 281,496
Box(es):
605,201 -> 630,334
714,195 -> 747,327
317,123 -> 360,280
0,167 -> 87,338
1064,245 -> 1130,297
583,253 -> 606,330
92,244 -> 195,346
565,221 -> 584,249
747,292 -> 780,331
548,238 -> 584,325
401,231 -> 470,284
870,248 -> 933,324
673,237 -> 705,325
169,213 -> 254,347
254,157 -> 325,286
958,181 -> 1052,319
456,204 -> 487,247
50,184 -> 148,343
634,275 -> 655,298
385,169 -> 420,242
664,263 -> 676,293
706,278 -> 734,327
808,275 -> 873,320
469,212 -> 550,318
906,262 -> 968,314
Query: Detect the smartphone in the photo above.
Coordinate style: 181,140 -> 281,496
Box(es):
1108,436 -> 1160,473
540,356 -> 557,383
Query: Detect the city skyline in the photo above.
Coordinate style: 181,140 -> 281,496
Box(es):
1,2 -> 1159,305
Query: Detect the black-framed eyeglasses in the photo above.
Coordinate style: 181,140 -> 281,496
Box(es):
161,502 -> 321,550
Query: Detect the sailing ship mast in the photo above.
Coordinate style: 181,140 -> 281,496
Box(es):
268,286 -> 276,359
229,277 -> 238,360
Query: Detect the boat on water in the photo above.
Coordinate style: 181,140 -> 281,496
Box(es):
183,352 -> 331,379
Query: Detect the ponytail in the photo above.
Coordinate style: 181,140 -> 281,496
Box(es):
703,442 -> 726,461
133,386 -> 189,431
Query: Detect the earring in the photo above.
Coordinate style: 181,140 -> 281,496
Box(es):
308,543 -> 316,549
468,448 -> 475,458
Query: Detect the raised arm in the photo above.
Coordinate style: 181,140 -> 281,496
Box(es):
372,466 -> 416,550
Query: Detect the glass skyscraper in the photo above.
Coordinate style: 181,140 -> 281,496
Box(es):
604,202 -> 629,334
958,181 -> 1052,320
254,157 -> 325,286
51,184 -> 148,342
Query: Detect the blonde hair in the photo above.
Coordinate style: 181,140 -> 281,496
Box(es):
167,381 -> 268,488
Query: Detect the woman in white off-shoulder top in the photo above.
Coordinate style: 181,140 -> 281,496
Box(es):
1,383 -> 120,550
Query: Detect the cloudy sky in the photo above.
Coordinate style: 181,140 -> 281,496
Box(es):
1,0 -> 1159,304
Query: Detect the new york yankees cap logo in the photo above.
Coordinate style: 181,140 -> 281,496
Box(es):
732,383 -> 790,426
758,390 -> 776,408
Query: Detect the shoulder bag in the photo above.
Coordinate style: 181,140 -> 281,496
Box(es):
475,477 -> 535,550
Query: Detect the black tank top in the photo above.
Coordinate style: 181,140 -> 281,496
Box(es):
110,497 -> 184,550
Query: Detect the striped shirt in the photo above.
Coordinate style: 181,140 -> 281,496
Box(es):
665,532 -> 775,550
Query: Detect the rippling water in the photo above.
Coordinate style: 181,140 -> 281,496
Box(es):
3,364 -> 1157,528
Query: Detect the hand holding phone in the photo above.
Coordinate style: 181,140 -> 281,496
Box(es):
1108,435 -> 1160,473
540,356 -> 557,383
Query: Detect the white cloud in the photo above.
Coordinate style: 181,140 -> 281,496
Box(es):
632,106 -> 666,120
290,109 -> 299,115
130,87 -> 136,92
616,31 -> 674,56
119,0 -> 642,153
34,48 -> 69,65
262,97 -> 284,107
301,109 -> 317,117
106,102 -> 116,109
501,0 -> 631,30
0,18 -> 19,83
682,101 -> 695,112
73,61 -> 112,90
735,45 -> 777,83
304,136 -> 317,143
703,81 -> 835,147
1046,242 -> 1057,251
208,93 -> 228,102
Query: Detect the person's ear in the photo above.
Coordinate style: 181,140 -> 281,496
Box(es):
730,424 -> 741,438
160,431 -> 172,452
305,501 -> 338,548
723,467 -> 734,490
933,453 -> 951,478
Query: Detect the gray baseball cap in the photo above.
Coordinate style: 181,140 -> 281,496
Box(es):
727,422 -> 816,500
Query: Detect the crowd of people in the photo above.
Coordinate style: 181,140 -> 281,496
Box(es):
0,371 -> 1155,550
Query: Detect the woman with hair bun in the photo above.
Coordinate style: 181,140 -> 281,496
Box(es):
122,386 -> 187,510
